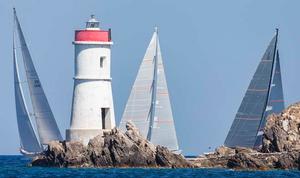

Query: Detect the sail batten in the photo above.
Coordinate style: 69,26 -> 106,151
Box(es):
14,10 -> 62,145
224,31 -> 279,148
120,29 -> 179,151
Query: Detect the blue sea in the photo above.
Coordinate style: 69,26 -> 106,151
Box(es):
1,156 -> 300,178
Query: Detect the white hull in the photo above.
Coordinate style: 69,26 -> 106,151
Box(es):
19,148 -> 41,158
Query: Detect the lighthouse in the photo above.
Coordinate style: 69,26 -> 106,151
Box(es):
66,15 -> 116,145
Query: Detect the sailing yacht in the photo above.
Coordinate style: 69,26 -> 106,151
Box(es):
224,29 -> 285,149
13,9 -> 62,156
119,28 -> 180,153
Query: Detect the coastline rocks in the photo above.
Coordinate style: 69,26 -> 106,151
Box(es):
262,103 -> 300,153
31,102 -> 300,169
155,145 -> 191,168
215,146 -> 235,156
227,152 -> 266,170
193,102 -> 300,170
193,146 -> 300,170
31,121 -> 192,168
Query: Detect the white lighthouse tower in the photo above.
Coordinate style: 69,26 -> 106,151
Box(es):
66,15 -> 116,145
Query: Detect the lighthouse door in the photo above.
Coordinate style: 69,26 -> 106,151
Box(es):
101,108 -> 110,129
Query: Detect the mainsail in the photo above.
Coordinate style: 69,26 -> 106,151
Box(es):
253,50 -> 285,148
13,30 -> 42,153
120,28 -> 179,151
224,30 -> 279,148
14,9 -> 62,145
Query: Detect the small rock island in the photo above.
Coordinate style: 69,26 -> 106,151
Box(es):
31,121 -> 192,168
32,102 -> 300,170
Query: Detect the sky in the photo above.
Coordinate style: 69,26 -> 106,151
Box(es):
1,0 -> 300,155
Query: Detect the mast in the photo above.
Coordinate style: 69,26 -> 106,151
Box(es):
147,27 -> 159,141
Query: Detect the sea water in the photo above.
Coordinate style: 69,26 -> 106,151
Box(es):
0,155 -> 300,178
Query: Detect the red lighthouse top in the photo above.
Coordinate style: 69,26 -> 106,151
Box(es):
75,15 -> 111,42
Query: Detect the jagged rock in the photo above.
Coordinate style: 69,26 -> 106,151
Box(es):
192,147 -> 300,170
262,103 -> 300,153
215,146 -> 235,156
155,146 -> 193,168
63,141 -> 89,167
227,152 -> 266,170
101,128 -> 157,167
31,141 -> 90,167
87,135 -> 113,167
234,147 -> 258,154
277,152 -> 299,169
31,121 -> 191,168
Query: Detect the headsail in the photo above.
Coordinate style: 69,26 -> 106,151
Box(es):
253,50 -> 285,148
149,37 -> 179,151
224,30 -> 278,148
119,32 -> 156,138
13,26 -> 42,153
14,9 -> 62,145
120,29 -> 179,151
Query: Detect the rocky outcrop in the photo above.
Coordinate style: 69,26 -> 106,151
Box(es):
156,145 -> 191,168
262,103 -> 300,153
215,145 -> 235,156
31,121 -> 192,168
193,102 -> 300,170
31,102 -> 300,169
227,152 -> 266,170
193,146 -> 300,170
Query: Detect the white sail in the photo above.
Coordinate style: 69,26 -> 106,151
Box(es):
120,29 -> 179,151
13,28 -> 42,153
14,9 -> 62,145
149,40 -> 179,151
119,32 -> 156,138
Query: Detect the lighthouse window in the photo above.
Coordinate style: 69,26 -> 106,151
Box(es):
100,57 -> 105,68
